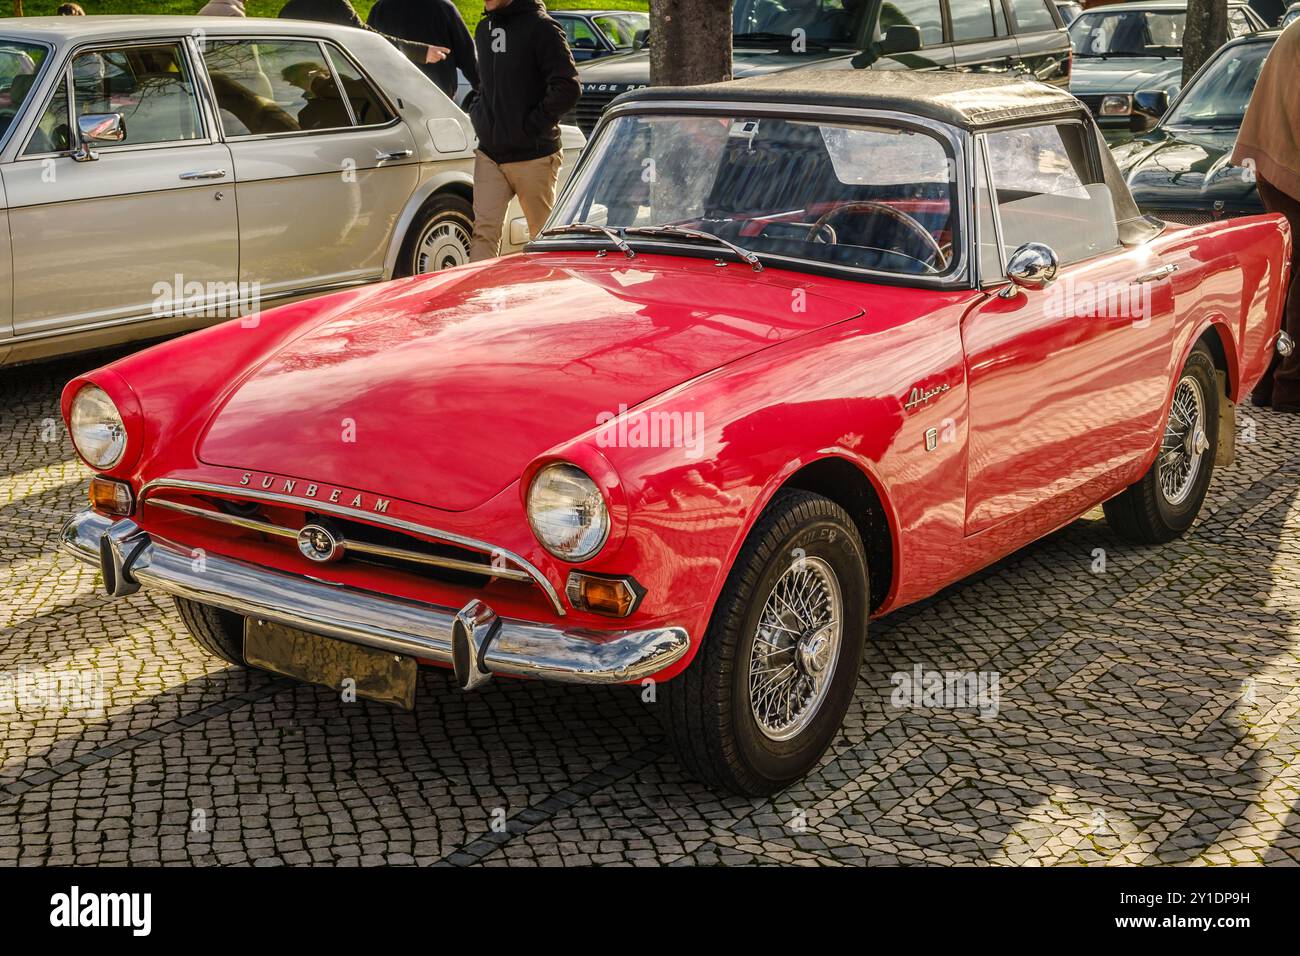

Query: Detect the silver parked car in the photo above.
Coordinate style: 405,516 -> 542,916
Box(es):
0,17 -> 584,367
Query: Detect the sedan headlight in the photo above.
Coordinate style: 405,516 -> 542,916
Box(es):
527,462 -> 610,561
1100,94 -> 1132,117
69,384 -> 128,469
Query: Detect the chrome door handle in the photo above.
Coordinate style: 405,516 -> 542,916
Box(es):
179,169 -> 227,180
1136,263 -> 1178,282
376,149 -> 413,162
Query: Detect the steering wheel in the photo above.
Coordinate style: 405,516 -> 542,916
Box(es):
810,201 -> 946,272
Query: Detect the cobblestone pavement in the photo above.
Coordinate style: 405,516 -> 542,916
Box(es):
2,350 -> 1299,867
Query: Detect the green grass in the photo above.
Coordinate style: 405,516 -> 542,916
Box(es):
4,1 -> 649,32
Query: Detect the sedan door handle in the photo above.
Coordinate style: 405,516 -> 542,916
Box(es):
179,169 -> 227,180
376,149 -> 413,162
1136,263 -> 1179,282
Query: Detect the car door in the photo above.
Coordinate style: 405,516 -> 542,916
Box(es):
961,120 -> 1176,535
947,0 -> 1017,78
3,38 -> 238,339
199,36 -> 418,300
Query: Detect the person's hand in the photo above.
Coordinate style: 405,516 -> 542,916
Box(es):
425,46 -> 451,64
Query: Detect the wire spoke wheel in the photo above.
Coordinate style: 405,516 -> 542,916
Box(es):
414,218 -> 471,274
749,554 -> 843,741
1158,373 -> 1208,506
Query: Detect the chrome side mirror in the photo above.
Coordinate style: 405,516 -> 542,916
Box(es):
999,242 -> 1059,298
72,112 -> 126,162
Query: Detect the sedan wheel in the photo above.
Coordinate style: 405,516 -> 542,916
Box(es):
397,193 -> 474,278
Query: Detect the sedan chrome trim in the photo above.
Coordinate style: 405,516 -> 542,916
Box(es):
146,497 -> 535,583
139,478 -> 566,614
61,511 -> 687,685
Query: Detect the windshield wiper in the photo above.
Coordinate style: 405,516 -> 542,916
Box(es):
733,31 -> 834,50
538,222 -> 635,258
623,225 -> 763,272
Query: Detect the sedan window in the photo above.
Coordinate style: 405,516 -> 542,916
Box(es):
981,122 -> 1118,268
324,43 -> 395,127
69,43 -> 205,147
879,0 -> 945,46
203,39 -> 354,136
949,0 -> 998,42
0,41 -> 46,141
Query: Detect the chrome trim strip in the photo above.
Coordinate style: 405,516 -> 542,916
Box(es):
147,497 -> 535,583
60,511 -> 687,684
140,478 -> 566,615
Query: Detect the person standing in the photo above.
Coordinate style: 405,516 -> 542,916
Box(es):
197,0 -> 246,14
1232,20 -> 1300,411
468,0 -> 580,262
367,0 -> 479,101
278,0 -> 449,71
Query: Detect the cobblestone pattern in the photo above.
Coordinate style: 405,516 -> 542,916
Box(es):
2,351 -> 1298,866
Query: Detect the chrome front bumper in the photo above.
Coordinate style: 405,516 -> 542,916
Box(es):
60,510 -> 689,689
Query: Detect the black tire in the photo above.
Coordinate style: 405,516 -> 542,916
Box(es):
660,490 -> 869,796
174,597 -> 246,667
1104,344 -> 1220,544
395,193 -> 474,278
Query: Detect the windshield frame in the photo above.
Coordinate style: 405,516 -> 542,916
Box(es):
528,100 -> 974,290
1158,34 -> 1272,131
0,36 -> 55,155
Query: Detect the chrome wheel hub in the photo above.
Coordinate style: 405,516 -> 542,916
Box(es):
415,218 -> 470,274
749,555 -> 843,741
1159,374 -> 1207,506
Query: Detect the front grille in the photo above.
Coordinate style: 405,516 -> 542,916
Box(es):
567,88 -> 622,136
1076,94 -> 1103,115
1145,208 -> 1216,226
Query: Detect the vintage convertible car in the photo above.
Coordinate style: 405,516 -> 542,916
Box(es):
0,16 -> 582,368
59,71 -> 1291,795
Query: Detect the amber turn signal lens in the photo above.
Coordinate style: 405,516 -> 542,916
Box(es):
89,476 -> 134,516
565,572 -> 644,618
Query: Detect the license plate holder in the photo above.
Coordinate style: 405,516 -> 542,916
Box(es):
244,619 -> 418,710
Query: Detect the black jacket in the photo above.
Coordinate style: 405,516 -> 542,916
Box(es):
367,0 -> 478,100
278,0 -> 430,68
470,0 -> 579,165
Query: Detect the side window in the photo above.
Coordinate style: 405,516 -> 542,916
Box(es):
1008,0 -> 1057,32
326,44 -> 394,127
879,0 -> 945,45
70,43 -> 204,147
203,39 -> 351,136
564,18 -> 602,51
982,123 -> 1119,268
949,0 -> 998,41
23,76 -> 70,155
1227,8 -> 1250,36
974,138 -> 1004,279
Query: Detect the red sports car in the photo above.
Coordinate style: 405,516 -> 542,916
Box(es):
60,72 -> 1292,795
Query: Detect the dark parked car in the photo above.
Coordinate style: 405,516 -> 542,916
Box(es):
554,8 -> 650,61
566,0 -> 1072,135
1069,0 -> 1267,141
1111,30 -> 1275,224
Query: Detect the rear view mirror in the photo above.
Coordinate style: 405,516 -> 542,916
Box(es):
882,24 -> 922,54
72,112 -> 126,162
1133,89 -> 1170,121
1000,242 -> 1059,297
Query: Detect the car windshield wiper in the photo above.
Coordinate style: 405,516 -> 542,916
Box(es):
538,222 -> 635,258
733,31 -> 834,50
623,225 -> 763,272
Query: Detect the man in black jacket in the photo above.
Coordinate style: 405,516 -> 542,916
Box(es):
279,0 -> 448,70
367,0 -> 478,101
467,0 -> 580,261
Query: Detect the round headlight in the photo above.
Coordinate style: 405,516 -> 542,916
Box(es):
527,463 -> 610,562
70,385 -> 127,469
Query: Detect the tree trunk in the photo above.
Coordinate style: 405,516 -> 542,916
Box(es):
649,0 -> 733,86
13,1 -> 23,17
1182,0 -> 1228,85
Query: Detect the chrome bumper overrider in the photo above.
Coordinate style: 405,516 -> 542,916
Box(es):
60,510 -> 689,690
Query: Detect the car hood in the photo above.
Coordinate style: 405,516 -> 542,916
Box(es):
1114,126 -> 1262,213
197,255 -> 863,512
578,46 -> 843,84
1069,56 -> 1182,95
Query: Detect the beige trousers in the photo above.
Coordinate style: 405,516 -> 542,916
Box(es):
469,150 -> 564,262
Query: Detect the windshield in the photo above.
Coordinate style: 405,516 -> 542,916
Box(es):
1069,10 -> 1185,56
545,113 -> 959,278
0,40 -> 49,140
1285,5 -> 1300,25
732,0 -> 868,47
1164,39 -> 1269,128
594,13 -> 649,47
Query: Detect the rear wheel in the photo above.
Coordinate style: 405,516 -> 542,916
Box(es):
397,193 -> 473,277
174,597 -> 246,667
661,490 -> 869,795
1104,344 -> 1219,544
